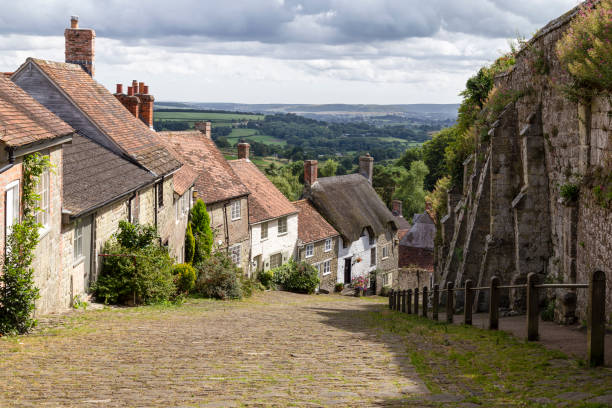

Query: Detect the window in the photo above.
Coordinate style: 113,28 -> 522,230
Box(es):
383,272 -> 392,287
277,217 -> 287,235
324,238 -> 332,252
35,168 -> 50,229
231,200 -> 241,220
157,181 -> 164,207
5,180 -> 19,241
270,253 -> 282,269
230,244 -> 241,265
382,244 -> 390,259
322,260 -> 331,276
370,247 -> 376,266
260,222 -> 268,240
305,244 -> 314,258
73,220 -> 83,261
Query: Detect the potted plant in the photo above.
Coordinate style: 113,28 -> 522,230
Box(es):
351,275 -> 369,297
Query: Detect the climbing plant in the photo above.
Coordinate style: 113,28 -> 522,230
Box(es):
0,153 -> 52,335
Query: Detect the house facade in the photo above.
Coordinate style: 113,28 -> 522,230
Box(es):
302,155 -> 399,294
229,143 -> 298,276
293,199 -> 339,293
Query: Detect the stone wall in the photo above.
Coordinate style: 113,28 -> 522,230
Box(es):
435,6 -> 612,320
393,267 -> 433,292
297,236 -> 339,293
206,197 -> 251,272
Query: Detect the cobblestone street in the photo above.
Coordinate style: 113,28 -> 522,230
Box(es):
0,293 -> 429,407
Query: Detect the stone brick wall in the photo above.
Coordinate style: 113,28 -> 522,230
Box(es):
393,267 -> 433,292
297,236 -> 339,293
206,197 -> 251,272
399,246 -> 433,270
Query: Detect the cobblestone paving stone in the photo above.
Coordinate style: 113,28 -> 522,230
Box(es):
0,292 -> 432,407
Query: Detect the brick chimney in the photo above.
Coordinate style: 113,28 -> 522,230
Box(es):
237,143 -> 250,160
359,153 -> 374,184
194,122 -> 212,139
114,85 -> 140,118
304,160 -> 318,187
392,200 -> 403,217
65,16 -> 95,76
136,82 -> 154,128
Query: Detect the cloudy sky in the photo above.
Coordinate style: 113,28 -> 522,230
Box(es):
0,0 -> 579,104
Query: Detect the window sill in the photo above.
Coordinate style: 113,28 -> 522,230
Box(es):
38,226 -> 51,240
231,218 -> 241,222
305,254 -> 313,259
260,237 -> 268,242
322,272 -> 331,276
72,256 -> 85,268
382,256 -> 389,260
277,232 -> 288,237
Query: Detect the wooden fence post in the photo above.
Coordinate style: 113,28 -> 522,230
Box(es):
407,289 -> 412,314
414,287 -> 419,316
588,270 -> 606,367
527,273 -> 539,341
464,280 -> 474,325
401,290 -> 407,313
432,284 -> 439,321
395,290 -> 400,311
422,286 -> 428,318
446,281 -> 454,324
389,289 -> 393,310
489,276 -> 499,330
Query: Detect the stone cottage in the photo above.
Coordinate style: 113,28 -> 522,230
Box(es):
302,155 -> 399,294
435,4 -> 611,319
158,130 -> 251,272
0,76 -> 73,315
229,143 -> 299,276
293,199 -> 339,293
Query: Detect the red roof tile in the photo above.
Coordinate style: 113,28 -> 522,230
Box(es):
229,158 -> 297,224
158,131 -> 249,204
25,59 -> 180,176
0,77 -> 73,147
293,199 -> 338,244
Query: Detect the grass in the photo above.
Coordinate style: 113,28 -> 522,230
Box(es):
368,309 -> 612,407
226,132 -> 287,147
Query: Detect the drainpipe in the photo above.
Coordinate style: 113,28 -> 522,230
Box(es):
222,201 -> 230,251
0,147 -> 16,174
154,179 -> 160,246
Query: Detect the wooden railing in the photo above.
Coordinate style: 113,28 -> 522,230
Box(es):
388,270 -> 607,367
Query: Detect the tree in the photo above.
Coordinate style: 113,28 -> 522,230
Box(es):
421,127 -> 460,191
394,160 -> 429,219
372,164 -> 408,208
190,200 -> 214,264
184,222 -> 195,264
396,146 -> 422,171
319,159 -> 338,177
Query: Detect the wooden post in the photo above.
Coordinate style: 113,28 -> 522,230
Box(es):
395,290 -> 399,311
527,273 -> 539,341
407,289 -> 412,314
489,276 -> 499,330
432,284 -> 439,321
464,279 -> 474,325
588,270 -> 606,367
446,281 -> 454,324
389,289 -> 393,309
414,287 -> 419,316
422,286 -> 428,318
401,290 -> 407,313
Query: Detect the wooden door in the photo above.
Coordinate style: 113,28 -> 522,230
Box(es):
344,257 -> 352,284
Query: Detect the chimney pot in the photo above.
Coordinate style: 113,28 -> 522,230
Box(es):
392,200 -> 403,217
304,160 -> 318,187
70,16 -> 79,29
359,153 -> 374,184
237,143 -> 250,160
116,83 -> 123,94
132,80 -> 138,94
138,82 -> 145,94
143,85 -> 149,94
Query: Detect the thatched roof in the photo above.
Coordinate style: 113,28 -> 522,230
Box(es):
307,173 -> 397,243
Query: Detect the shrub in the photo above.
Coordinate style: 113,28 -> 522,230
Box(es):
258,269 -> 274,289
190,200 -> 214,264
541,298 -> 556,322
560,183 -> 580,203
380,286 -> 391,297
195,251 -> 242,300
184,223 -> 195,264
91,222 -> 175,305
271,260 -> 319,294
335,282 -> 345,293
240,276 -> 260,298
173,263 -> 197,294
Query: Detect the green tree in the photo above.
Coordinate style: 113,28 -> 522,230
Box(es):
268,167 -> 303,201
190,200 -> 214,264
394,160 -> 429,219
421,127 -> 460,190
396,146 -> 422,171
372,164 -> 408,208
319,159 -> 338,177
184,222 -> 195,264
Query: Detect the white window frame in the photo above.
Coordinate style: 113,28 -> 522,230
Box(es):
277,217 -> 287,235
382,244 -> 390,259
324,238 -> 332,252
260,222 -> 268,240
383,272 -> 392,287
269,252 -> 282,269
229,244 -> 241,265
322,259 -> 331,276
370,247 -> 377,266
35,167 -> 50,233
305,243 -> 314,258
231,200 -> 241,221
73,219 -> 83,263
5,180 -> 20,242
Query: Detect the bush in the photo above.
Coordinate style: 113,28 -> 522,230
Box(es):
335,282 -> 344,292
190,200 -> 214,264
184,223 -> 195,264
271,260 -> 319,294
195,251 -> 242,300
379,286 -> 391,297
116,220 -> 157,249
258,269 -> 274,289
173,263 -> 197,294
240,276 -> 261,298
560,183 -> 580,203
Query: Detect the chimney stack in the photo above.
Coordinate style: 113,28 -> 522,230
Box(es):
136,81 -> 154,128
392,200 -> 403,217
65,16 -> 95,76
116,83 -> 123,94
359,153 -> 374,184
304,160 -> 318,187
237,143 -> 250,160
194,122 -> 212,139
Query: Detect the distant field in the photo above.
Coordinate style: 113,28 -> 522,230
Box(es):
225,130 -> 287,147
155,111 -> 264,122
222,151 -> 287,170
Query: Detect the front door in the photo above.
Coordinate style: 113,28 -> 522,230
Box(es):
344,257 -> 352,284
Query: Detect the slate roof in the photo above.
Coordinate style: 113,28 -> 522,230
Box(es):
229,158 -> 297,224
400,212 -> 435,250
0,76 -> 73,147
63,134 -> 155,216
158,131 -> 249,204
307,173 -> 398,243
293,199 -> 338,244
24,58 -> 181,176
